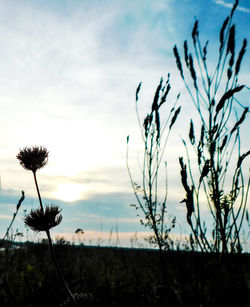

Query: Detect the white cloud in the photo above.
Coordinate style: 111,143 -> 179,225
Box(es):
0,0 -> 183,200
0,1 -> 249,248
213,0 -> 250,13
0,214 -> 12,220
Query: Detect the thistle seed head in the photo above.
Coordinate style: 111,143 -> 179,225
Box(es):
24,205 -> 62,232
17,146 -> 49,173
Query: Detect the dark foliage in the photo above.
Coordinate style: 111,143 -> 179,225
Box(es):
0,243 -> 249,307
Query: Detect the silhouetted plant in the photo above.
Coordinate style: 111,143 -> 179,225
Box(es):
1,190 -> 25,247
24,205 -> 62,232
173,0 -> 249,253
127,76 -> 181,252
17,146 -> 76,303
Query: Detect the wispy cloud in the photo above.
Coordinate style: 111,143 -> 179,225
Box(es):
0,214 -> 11,220
213,0 -> 250,13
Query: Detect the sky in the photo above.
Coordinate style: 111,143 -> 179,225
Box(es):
0,0 -> 249,249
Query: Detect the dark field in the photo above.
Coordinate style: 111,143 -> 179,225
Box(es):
0,243 -> 250,307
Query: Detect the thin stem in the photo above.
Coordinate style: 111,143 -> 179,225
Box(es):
32,171 -> 75,304
33,171 -> 44,212
46,230 -> 76,304
126,141 -> 147,216
1,191 -> 25,247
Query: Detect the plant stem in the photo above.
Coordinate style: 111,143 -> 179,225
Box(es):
32,171 -> 75,304
46,230 -> 76,304
1,191 -> 25,247
33,171 -> 44,212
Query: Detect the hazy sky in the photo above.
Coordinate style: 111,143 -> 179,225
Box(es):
0,0 -> 249,247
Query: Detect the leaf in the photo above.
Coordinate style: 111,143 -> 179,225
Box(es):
179,157 -> 190,194
155,110 -> 160,143
159,83 -> 171,107
227,25 -> 235,66
169,106 -> 181,129
152,78 -> 163,112
180,187 -> 194,226
219,135 -> 227,153
126,135 -> 130,144
215,85 -> 244,114
199,160 -> 210,184
231,107 -> 249,135
198,147 -> 202,165
192,20 -> 199,44
189,120 -> 195,145
203,40 -> 209,62
189,54 -> 197,89
235,38 -> 247,75
17,191 -> 25,211
143,114 -> 153,138
173,45 -> 184,79
136,82 -> 142,102
179,157 -> 187,190
219,17 -> 229,53
236,150 -> 250,169
184,40 -> 189,67
199,124 -> 205,149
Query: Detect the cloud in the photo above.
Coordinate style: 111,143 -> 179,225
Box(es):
0,214 -> 12,220
213,0 -> 250,13
0,0 -> 249,249
0,0 -> 183,200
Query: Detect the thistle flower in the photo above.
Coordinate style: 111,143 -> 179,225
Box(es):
16,146 -> 49,173
17,146 -> 75,302
24,205 -> 62,232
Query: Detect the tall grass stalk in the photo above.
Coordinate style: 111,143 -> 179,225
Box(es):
127,76 -> 182,304
127,76 -> 181,252
0,191 -> 25,247
173,0 -> 249,253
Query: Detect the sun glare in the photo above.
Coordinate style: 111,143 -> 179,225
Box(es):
53,183 -> 89,202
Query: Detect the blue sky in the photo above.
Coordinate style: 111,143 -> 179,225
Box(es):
0,0 -> 249,248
